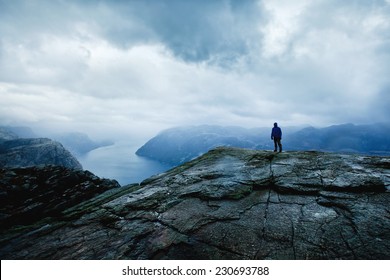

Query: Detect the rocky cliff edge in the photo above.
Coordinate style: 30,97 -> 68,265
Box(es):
0,138 -> 82,170
0,147 -> 389,259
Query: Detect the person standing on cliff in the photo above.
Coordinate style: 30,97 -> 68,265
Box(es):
271,122 -> 282,152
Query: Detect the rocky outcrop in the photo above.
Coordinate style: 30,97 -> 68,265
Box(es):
0,138 -> 82,170
0,166 -> 120,231
0,147 -> 389,259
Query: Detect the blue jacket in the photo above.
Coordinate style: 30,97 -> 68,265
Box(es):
271,126 -> 282,139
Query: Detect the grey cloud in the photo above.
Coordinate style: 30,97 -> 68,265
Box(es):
0,0 -> 263,63
93,0 -> 265,63
0,0 -> 78,39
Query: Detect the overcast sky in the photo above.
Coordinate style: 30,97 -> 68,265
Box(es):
1,0 -> 389,141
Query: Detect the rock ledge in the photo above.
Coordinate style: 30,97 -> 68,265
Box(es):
0,147 -> 389,259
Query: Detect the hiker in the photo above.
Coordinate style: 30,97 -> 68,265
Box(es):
271,122 -> 282,152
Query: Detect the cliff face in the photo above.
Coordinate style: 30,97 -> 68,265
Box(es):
0,147 -> 389,259
0,138 -> 82,170
0,166 -> 120,231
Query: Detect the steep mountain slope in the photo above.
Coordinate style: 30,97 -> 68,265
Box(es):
0,138 -> 82,170
0,165 -> 120,230
1,147 -> 389,259
0,126 -> 113,157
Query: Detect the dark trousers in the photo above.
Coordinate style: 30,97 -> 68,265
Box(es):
273,138 -> 282,152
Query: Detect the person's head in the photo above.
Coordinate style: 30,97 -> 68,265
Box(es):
274,122 -> 278,127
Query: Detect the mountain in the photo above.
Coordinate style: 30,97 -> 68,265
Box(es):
135,125 -> 274,165
0,128 -> 18,141
0,138 -> 82,170
52,132 -> 114,156
0,126 -> 113,156
0,126 -> 116,170
285,123 -> 390,155
0,126 -> 36,140
136,123 -> 390,165
1,147 -> 389,259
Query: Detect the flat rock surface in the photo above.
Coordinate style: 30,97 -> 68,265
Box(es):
0,147 -> 389,259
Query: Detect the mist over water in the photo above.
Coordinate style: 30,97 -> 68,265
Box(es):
78,141 -> 173,186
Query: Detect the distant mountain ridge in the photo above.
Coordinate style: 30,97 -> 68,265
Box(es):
52,132 -> 114,156
136,123 -> 390,165
136,125 -> 268,165
0,126 -> 115,171
0,127 -> 82,170
0,126 -> 113,157
287,123 -> 390,155
0,138 -> 82,170
0,126 -> 36,140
